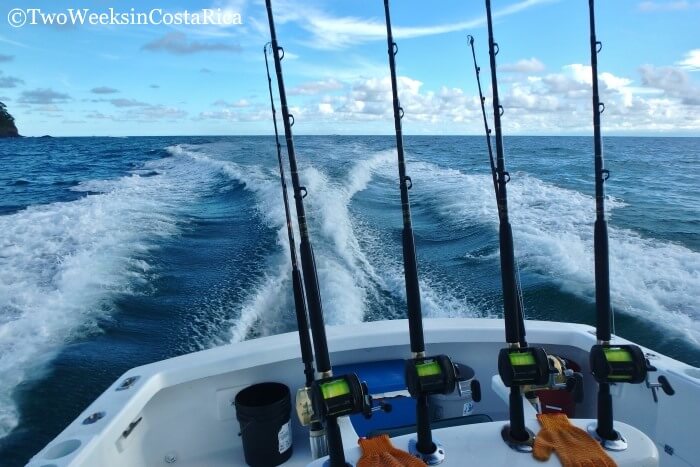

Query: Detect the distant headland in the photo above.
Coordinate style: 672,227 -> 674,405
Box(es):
0,101 -> 20,138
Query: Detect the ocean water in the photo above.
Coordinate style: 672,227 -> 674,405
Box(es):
0,135 -> 698,465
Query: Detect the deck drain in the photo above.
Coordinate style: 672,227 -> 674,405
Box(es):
44,439 -> 81,459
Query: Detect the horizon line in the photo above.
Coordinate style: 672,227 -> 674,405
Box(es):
5,133 -> 699,138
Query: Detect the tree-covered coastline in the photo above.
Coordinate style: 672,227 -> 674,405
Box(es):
0,101 -> 19,137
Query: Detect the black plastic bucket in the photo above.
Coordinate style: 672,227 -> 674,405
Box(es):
235,382 -> 293,466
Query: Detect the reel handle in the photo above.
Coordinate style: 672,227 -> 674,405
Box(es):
566,372 -> 585,404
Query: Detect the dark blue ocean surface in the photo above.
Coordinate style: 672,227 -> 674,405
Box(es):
0,136 -> 698,465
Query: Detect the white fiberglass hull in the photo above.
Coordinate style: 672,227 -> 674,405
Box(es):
29,318 -> 700,467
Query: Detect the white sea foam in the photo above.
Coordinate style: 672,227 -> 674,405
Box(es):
0,150 -> 217,437
174,146 -> 396,341
407,161 -> 700,344
177,144 -> 483,341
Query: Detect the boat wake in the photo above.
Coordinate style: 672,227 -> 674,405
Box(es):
180,147 -> 395,342
406,160 -> 700,345
174,145 -> 481,344
4,140 -> 693,440
0,150 -> 219,438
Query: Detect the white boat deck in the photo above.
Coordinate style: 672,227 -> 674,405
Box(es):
28,318 -> 700,467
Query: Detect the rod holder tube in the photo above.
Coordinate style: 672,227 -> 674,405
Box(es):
309,426 -> 329,460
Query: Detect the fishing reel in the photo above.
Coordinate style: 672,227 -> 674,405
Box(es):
405,355 -> 455,396
498,347 -> 550,387
296,373 -> 388,426
500,348 -> 584,405
405,355 -> 481,402
523,354 -> 585,404
590,344 -> 647,384
590,344 -> 674,402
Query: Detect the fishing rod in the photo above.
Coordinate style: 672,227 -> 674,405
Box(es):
263,41 -> 324,454
467,35 -> 498,201
383,1 -> 480,463
584,0 -> 670,449
466,37 -> 586,416
467,34 -> 527,348
481,0 -> 554,452
265,2 -> 377,465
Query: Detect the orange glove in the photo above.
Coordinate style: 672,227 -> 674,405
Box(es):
533,413 -> 617,467
357,434 -> 427,467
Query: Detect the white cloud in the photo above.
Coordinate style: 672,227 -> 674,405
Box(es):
18,88 -> 70,104
294,75 -> 479,127
193,56 -> 700,134
318,102 -> 334,115
501,58 -> 545,73
677,49 -> 700,71
108,98 -> 149,108
289,56 -> 388,82
639,65 -> 700,106
0,72 -> 24,89
198,104 -> 268,121
213,98 -> 250,107
142,32 -> 242,55
289,79 -> 344,95
637,1 -> 700,11
90,86 -> 119,95
86,104 -> 188,122
275,0 -> 554,50
136,105 -> 187,120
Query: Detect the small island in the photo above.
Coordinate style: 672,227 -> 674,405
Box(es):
0,101 -> 19,138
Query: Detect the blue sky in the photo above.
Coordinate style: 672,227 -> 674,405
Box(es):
0,0 -> 698,136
